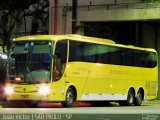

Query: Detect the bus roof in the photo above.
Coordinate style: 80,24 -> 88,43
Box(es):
13,34 -> 156,53
14,34 -> 115,44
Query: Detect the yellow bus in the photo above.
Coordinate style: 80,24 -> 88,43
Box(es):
5,34 -> 158,107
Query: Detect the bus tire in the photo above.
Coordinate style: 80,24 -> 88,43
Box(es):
134,90 -> 143,106
61,88 -> 75,107
127,89 -> 135,106
119,89 -> 135,106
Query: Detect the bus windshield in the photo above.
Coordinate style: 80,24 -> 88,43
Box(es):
8,41 -> 53,84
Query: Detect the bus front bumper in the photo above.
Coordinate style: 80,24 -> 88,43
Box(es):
6,92 -> 51,101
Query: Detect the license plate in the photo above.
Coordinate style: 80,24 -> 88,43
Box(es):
21,95 -> 29,99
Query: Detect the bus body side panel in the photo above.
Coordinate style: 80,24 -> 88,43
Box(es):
64,62 -> 92,101
125,66 -> 158,100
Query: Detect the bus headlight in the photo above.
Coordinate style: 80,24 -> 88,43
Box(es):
5,86 -> 14,95
38,86 -> 50,95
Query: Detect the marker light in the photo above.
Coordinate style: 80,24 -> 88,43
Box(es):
5,86 -> 14,95
38,86 -> 50,95
15,77 -> 21,81
96,63 -> 102,66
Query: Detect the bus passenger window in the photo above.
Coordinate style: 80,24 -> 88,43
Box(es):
109,47 -> 122,65
133,50 -> 143,67
144,52 -> 157,68
122,49 -> 133,66
96,44 -> 110,64
69,41 -> 84,62
83,43 -> 96,62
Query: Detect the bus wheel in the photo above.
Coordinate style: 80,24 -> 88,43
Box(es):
134,90 -> 143,106
119,89 -> 135,106
61,88 -> 75,107
127,89 -> 135,106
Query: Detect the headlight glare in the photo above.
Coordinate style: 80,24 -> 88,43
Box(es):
38,86 -> 50,95
5,86 -> 14,95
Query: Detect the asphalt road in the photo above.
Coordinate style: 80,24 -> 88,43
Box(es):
0,102 -> 159,120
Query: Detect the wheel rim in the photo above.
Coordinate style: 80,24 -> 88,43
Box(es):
66,91 -> 73,104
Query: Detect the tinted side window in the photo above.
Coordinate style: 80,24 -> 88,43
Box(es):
83,43 -> 96,62
69,41 -> 83,62
143,52 -> 157,68
68,40 -> 157,68
133,50 -> 143,67
55,40 -> 67,63
122,49 -> 133,66
109,47 -> 122,65
96,44 -> 110,64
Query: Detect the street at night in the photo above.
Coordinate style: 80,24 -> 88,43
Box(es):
0,102 -> 159,120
